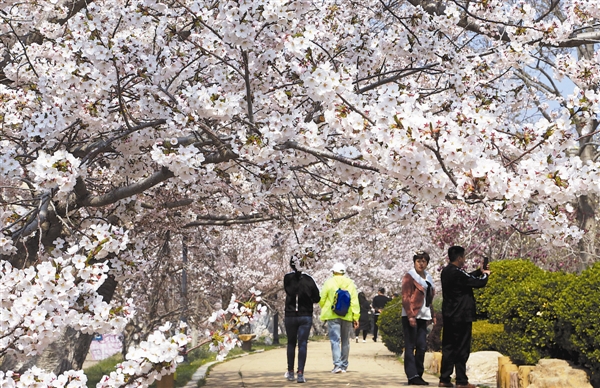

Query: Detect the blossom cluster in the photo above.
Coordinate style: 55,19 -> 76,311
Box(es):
30,150 -> 83,199
206,289 -> 268,361
97,322 -> 188,388
0,367 -> 87,388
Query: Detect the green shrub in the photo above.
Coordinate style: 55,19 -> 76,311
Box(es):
477,260 -> 575,365
378,297 -> 404,355
556,262 -> 600,386
475,259 -> 543,320
471,320 -> 505,353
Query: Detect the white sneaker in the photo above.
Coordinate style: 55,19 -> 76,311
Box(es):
355,337 -> 359,343
362,339 -> 366,343
285,371 -> 295,381
331,367 -> 343,374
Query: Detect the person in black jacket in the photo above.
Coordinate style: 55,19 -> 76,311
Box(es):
439,246 -> 490,388
354,292 -> 372,342
283,256 -> 321,383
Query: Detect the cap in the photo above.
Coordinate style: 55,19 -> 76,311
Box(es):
331,262 -> 346,274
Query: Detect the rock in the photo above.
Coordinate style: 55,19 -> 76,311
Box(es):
424,352 -> 442,374
528,359 -> 592,388
467,351 -> 503,386
424,351 -> 501,386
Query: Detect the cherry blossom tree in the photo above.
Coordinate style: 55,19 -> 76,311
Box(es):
1,0 -> 599,385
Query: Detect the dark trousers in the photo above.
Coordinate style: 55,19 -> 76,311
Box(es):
285,316 -> 312,373
402,316 -> 428,380
373,314 -> 380,340
440,320 -> 472,385
354,328 -> 368,340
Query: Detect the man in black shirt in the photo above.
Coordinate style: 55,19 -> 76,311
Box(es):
439,246 -> 490,388
371,287 -> 391,342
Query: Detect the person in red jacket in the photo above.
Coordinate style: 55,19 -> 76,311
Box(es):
402,250 -> 436,386
439,246 -> 490,388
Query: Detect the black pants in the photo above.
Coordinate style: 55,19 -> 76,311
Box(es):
354,328 -> 368,340
285,316 -> 312,373
402,316 -> 428,380
373,314 -> 380,340
440,320 -> 472,385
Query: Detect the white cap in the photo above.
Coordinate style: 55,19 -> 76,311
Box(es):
331,262 -> 346,274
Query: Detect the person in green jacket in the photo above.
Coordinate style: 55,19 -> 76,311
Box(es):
319,262 -> 360,373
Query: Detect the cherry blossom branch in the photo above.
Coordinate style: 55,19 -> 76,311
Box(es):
406,0 -> 600,48
356,65 -> 440,94
183,214 -> 277,227
422,143 -> 458,187
274,140 -> 380,172
197,122 -> 238,160
79,119 -> 167,165
331,211 -> 360,223
503,137 -> 549,168
336,93 -> 375,126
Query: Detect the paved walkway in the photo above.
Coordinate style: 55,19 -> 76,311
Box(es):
202,339 -> 439,387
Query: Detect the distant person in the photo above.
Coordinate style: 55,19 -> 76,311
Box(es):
354,292 -> 372,343
439,246 -> 490,388
402,250 -> 436,386
284,256 -> 321,383
319,262 -> 360,373
372,287 -> 391,342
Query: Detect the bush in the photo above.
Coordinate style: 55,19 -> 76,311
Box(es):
471,320 -> 505,353
378,297 -> 404,354
426,312 -> 443,352
556,262 -> 600,386
477,260 -> 576,365
475,259 -> 543,320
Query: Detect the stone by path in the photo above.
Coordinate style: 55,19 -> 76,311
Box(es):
201,339 -> 439,387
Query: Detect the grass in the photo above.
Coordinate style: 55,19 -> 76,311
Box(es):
84,353 -> 123,387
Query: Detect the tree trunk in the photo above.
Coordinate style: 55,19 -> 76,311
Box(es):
574,43 -> 598,273
0,274 -> 119,374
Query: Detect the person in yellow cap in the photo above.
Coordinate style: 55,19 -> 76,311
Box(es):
319,262 -> 360,373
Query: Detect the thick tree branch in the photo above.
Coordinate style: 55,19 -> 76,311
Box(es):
78,167 -> 175,207
12,192 -> 52,240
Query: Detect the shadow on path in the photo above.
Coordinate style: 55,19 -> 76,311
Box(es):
203,340 -> 439,387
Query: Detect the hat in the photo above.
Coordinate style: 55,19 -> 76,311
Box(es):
331,262 -> 346,274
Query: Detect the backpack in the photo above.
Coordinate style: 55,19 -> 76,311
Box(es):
332,288 -> 351,316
